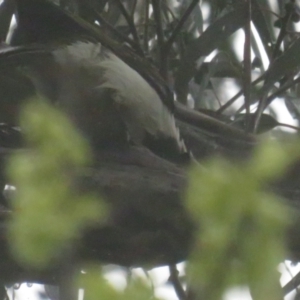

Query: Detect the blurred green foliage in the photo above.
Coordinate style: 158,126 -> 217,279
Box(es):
78,265 -> 159,300
6,99 -> 300,299
7,99 -> 105,268
186,140 -> 300,300
2,0 -> 300,299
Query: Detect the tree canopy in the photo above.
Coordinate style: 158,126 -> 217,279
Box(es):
1,0 -> 300,299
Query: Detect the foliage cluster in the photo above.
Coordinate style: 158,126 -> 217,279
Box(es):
1,0 -> 300,299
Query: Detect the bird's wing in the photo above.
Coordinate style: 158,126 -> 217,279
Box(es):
92,48 -> 188,160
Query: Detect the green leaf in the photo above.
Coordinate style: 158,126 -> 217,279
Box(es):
185,139 -> 300,300
78,266 -> 160,300
7,99 -> 105,268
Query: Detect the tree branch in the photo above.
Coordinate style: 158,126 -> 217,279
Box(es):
164,0 -> 200,57
113,0 -> 143,55
169,264 -> 186,300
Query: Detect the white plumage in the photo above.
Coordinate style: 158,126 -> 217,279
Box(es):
1,0 -> 189,161
0,39 -> 187,160
52,41 -> 186,156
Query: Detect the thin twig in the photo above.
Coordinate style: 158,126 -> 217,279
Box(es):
152,0 -> 168,78
164,0 -> 200,57
152,0 -> 164,50
263,75 -> 300,108
277,122 -> 300,131
169,264 -> 186,300
252,3 -> 294,132
164,4 -> 179,22
113,0 -> 143,54
243,0 -> 252,131
143,0 -> 150,53
93,10 -> 144,56
216,75 -> 265,114
58,246 -> 77,300
235,73 -> 300,114
283,269 -> 300,296
130,0 -> 138,18
271,2 -> 293,62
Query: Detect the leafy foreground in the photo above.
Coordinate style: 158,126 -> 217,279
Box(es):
7,99 -> 105,269
187,141 -> 299,300
6,99 -> 300,300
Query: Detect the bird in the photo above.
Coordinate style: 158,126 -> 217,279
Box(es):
0,0 -> 190,164
0,0 -> 196,270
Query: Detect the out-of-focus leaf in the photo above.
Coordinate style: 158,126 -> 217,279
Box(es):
208,51 -> 242,78
0,71 -> 34,124
197,108 -> 231,123
193,52 -> 242,108
174,2 -> 248,103
233,113 -> 280,134
78,266 -> 159,300
0,124 -> 22,148
44,285 -> 59,300
261,38 -> 300,97
0,285 -> 8,300
251,0 -> 274,59
8,100 -> 104,268
60,0 -> 80,13
78,267 -> 120,300
207,0 -> 234,20
285,95 -> 300,121
0,0 -> 15,42
233,113 -> 300,134
104,2 -> 123,27
291,11 -> 300,23
177,0 -> 203,35
186,139 -> 300,300
77,0 -> 109,21
273,19 -> 282,29
252,56 -> 262,69
195,60 -> 240,86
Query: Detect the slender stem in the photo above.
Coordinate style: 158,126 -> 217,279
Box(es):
277,122 -> 300,131
114,0 -> 142,53
263,75 -> 300,108
143,0 -> 150,53
169,264 -> 186,300
152,0 -> 168,78
216,75 -> 265,114
252,3 -> 294,132
58,246 -> 77,300
236,74 -> 300,114
283,269 -> 300,296
243,0 -> 252,131
271,2 -> 293,62
164,0 -> 200,57
93,11 -> 144,56
130,0 -> 138,18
